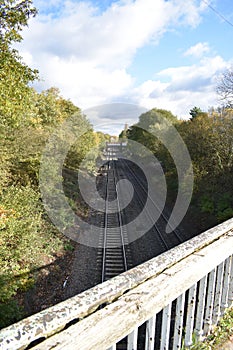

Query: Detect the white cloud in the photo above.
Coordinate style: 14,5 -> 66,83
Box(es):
31,53 -> 133,107
17,0 -> 209,102
133,55 -> 229,118
184,42 -> 210,58
15,0 -> 224,134
28,0 -> 206,66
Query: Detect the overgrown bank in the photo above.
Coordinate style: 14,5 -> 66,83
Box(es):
122,107 -> 233,234
0,0 -> 110,328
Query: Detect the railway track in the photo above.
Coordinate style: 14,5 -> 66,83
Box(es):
120,158 -> 185,249
97,155 -> 186,283
98,160 -> 131,282
94,152 -> 189,349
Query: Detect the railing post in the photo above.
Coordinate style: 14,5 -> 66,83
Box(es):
204,268 -> 217,335
127,328 -> 138,350
145,316 -> 156,350
194,275 -> 207,341
160,303 -> 172,350
213,262 -> 224,325
228,255 -> 233,308
184,284 -> 197,347
221,256 -> 232,315
173,293 -> 185,350
107,345 -> 116,350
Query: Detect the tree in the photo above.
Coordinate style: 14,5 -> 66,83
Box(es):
178,114 -> 219,178
178,111 -> 233,224
0,0 -> 37,44
138,108 -> 178,129
0,0 -> 38,127
217,67 -> 233,107
189,106 -> 201,119
35,88 -> 81,126
126,108 -> 178,158
189,106 -> 207,120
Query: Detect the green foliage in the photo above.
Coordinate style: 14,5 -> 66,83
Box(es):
139,108 -> 178,128
187,308 -> 233,349
0,136 -> 11,193
217,193 -> 231,212
181,111 -> 233,226
200,195 -> 214,214
0,300 -> 24,329
35,87 -> 81,126
126,107 -> 233,230
0,186 -> 58,302
65,130 -> 99,172
216,194 -> 233,221
0,48 -> 39,127
189,106 -> 207,120
126,108 -> 178,160
217,207 -> 233,222
95,131 -> 111,144
63,241 -> 75,252
198,188 -> 233,225
0,186 -> 40,301
5,127 -> 50,186
0,0 -> 104,329
0,1 -> 39,127
0,0 -> 37,45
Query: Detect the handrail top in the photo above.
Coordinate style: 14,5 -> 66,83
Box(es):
1,217 -> 233,349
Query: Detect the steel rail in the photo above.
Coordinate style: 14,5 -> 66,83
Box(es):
101,162 -> 110,283
121,158 -> 184,242
101,160 -> 128,283
119,159 -> 169,251
112,160 -> 128,272
120,158 -> 184,249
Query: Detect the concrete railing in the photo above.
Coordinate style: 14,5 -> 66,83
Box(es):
1,218 -> 233,350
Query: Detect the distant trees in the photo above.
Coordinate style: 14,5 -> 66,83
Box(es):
189,106 -> 207,120
217,67 -> 233,107
124,107 -> 233,231
178,109 -> 233,225
126,108 -> 178,157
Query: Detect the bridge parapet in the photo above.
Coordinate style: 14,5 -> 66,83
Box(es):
1,218 -> 233,349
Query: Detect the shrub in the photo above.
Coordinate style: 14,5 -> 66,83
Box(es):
0,185 -> 62,303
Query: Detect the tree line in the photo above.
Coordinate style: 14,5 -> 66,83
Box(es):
0,0 -> 110,328
120,104 -> 233,233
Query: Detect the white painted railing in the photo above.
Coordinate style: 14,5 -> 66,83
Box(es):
1,218 -> 233,350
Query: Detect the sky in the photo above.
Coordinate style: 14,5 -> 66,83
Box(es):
16,0 -> 233,134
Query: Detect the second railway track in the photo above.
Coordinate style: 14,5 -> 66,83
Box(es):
119,158 -> 186,248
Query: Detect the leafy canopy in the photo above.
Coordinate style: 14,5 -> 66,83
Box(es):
0,0 -> 38,127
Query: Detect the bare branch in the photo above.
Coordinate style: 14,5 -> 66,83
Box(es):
216,67 -> 233,107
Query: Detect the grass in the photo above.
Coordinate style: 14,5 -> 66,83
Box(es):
186,307 -> 233,349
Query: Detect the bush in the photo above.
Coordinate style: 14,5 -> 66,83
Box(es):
0,300 -> 24,329
199,195 -> 214,214
0,185 -> 62,303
